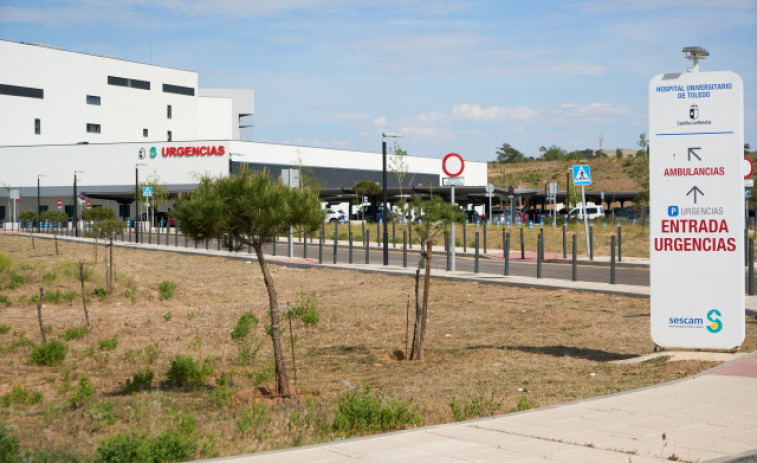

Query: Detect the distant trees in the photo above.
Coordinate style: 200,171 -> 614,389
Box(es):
542,145 -> 568,161
636,133 -> 649,157
495,143 -> 525,163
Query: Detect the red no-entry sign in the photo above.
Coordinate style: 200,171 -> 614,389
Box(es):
442,153 -> 465,178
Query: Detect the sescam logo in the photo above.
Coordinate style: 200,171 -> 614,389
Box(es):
149,147 -> 157,159
706,309 -> 722,333
668,315 -> 703,329
668,309 -> 723,333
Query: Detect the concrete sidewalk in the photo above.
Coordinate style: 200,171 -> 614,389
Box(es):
201,353 -> 757,463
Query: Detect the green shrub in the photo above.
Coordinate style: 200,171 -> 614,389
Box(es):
162,312 -> 172,322
0,426 -> 21,463
90,288 -> 107,301
166,355 -> 212,387
63,261 -> 90,281
231,311 -> 259,340
0,253 -> 12,272
31,340 -> 68,366
3,271 -> 25,290
70,376 -> 94,409
87,400 -> 116,428
237,338 -> 262,366
42,272 -> 57,282
514,395 -> 534,412
94,430 -> 196,463
144,343 -> 160,364
123,289 -> 137,303
0,333 -> 33,355
332,384 -> 420,436
158,280 -> 176,301
0,295 -> 10,307
0,325 -> 10,334
450,391 -> 500,421
63,325 -> 89,341
122,368 -> 154,394
98,335 -> 118,351
0,385 -> 43,407
235,402 -> 269,440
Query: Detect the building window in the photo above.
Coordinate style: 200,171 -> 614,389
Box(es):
0,83 -> 44,99
143,128 -> 148,138
167,130 -> 172,141
167,105 -> 172,119
162,83 -> 195,96
107,75 -> 150,90
34,119 -> 41,135
86,123 -> 101,134
86,95 -> 101,105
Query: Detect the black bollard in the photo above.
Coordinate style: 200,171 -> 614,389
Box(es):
611,235 -> 616,284
504,231 -> 510,276
483,223 -> 487,254
537,233 -> 542,279
474,232 -> 480,273
617,224 -> 622,262
304,231 -> 308,259
403,231 -> 408,268
562,222 -> 567,258
365,229 -> 370,264
520,227 -> 525,259
589,222 -> 594,260
572,234 -> 577,282
349,231 -> 353,264
319,231 -> 323,264
333,223 -> 338,264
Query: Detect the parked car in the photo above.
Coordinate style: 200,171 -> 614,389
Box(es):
324,209 -> 344,223
350,205 -> 393,222
567,205 -> 605,221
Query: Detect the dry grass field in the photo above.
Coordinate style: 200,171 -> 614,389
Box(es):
0,234 -> 754,461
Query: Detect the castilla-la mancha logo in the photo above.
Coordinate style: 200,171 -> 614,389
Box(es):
689,104 -> 699,120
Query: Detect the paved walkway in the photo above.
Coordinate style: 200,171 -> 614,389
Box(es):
5,232 -> 757,462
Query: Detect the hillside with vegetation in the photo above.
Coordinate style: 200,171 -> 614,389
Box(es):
488,157 -> 647,193
487,143 -> 756,197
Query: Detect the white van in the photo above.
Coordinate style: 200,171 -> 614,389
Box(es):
567,205 -> 605,221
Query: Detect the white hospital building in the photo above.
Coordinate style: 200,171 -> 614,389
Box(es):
0,39 -> 488,224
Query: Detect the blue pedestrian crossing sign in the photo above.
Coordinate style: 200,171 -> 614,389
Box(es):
142,186 -> 153,197
572,165 -> 592,186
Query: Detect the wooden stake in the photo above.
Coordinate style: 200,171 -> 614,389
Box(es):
37,288 -> 46,343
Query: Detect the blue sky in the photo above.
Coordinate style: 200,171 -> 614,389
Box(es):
1,0 -> 755,162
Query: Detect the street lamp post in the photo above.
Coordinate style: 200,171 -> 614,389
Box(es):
382,133 -> 401,266
73,170 -> 84,237
37,174 -> 46,233
135,163 -> 147,243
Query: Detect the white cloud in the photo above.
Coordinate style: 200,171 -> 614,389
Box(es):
452,104 -> 539,122
555,102 -> 632,117
373,116 -> 387,127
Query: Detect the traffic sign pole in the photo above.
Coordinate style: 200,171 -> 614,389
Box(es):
450,186 -> 456,272
581,185 -> 590,256
442,153 -> 465,273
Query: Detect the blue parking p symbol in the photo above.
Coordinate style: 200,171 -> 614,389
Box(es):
667,205 -> 679,217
